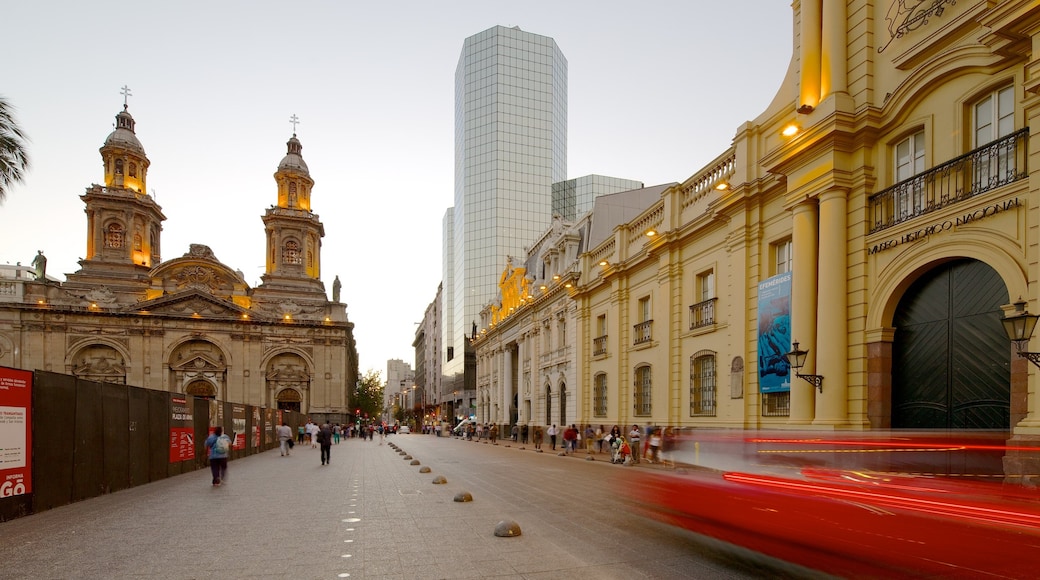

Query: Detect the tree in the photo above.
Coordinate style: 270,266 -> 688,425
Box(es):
0,96 -> 30,203
352,369 -> 384,421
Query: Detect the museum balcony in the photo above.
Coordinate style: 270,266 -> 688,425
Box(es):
869,128 -> 1029,234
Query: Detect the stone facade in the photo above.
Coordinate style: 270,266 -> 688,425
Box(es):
0,106 -> 358,423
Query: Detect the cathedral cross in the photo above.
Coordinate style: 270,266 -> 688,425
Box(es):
120,85 -> 132,107
289,114 -> 300,134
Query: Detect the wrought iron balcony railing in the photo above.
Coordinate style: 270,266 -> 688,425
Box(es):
869,128 -> 1028,234
633,320 -> 653,345
593,335 -> 608,356
690,297 -> 717,330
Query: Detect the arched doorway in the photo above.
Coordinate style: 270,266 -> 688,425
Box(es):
559,382 -> 567,426
892,259 -> 1010,429
277,388 -> 302,412
544,384 -> 552,425
185,380 -> 216,399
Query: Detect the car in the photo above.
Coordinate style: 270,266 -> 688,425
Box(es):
397,425 -> 410,434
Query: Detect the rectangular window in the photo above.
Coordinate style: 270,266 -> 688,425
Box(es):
634,296 -> 653,345
593,314 -> 607,356
639,296 -> 651,322
774,239 -> 792,275
894,131 -> 926,217
697,270 -> 715,303
974,86 -> 1016,190
634,366 -> 652,416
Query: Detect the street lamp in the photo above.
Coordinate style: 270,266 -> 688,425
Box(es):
1002,297 -> 1040,368
785,340 -> 824,393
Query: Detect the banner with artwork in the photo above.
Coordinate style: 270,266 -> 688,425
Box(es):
0,366 -> 32,498
232,405 -> 246,450
757,271 -> 792,393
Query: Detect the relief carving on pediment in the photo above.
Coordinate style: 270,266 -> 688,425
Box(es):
169,265 -> 233,294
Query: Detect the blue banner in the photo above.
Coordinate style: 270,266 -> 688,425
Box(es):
757,272 -> 792,393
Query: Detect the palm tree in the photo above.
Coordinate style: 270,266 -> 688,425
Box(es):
0,96 -> 30,203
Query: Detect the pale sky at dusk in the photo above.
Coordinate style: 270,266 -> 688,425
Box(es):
1,1 -> 793,377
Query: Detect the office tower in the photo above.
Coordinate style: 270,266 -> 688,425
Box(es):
444,26 -> 568,398
552,175 -> 645,221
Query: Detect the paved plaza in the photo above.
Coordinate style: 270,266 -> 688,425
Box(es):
0,433 -> 820,580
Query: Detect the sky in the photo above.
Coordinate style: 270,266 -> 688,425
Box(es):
1,1 -> 793,378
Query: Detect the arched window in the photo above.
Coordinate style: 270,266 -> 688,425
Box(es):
288,182 -> 298,208
545,384 -> 552,425
690,350 -> 717,417
559,382 -> 567,426
128,162 -> 137,178
105,223 -> 125,249
634,365 -> 652,416
133,233 -> 143,252
282,240 -> 302,265
115,159 -> 124,175
593,373 -> 607,417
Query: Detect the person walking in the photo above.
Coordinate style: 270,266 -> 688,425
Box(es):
297,424 -> 305,444
308,422 -> 320,448
205,426 -> 232,486
318,422 -> 333,465
521,423 -> 529,444
276,421 -> 293,457
648,427 -> 663,463
533,425 -> 544,450
584,425 -> 596,455
333,423 -> 341,444
628,424 -> 642,464
548,424 -> 558,451
489,423 -> 499,444
511,424 -> 519,442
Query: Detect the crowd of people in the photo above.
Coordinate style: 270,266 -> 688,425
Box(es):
448,421 -> 679,466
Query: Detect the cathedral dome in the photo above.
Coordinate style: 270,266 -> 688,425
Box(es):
103,106 -> 146,155
278,134 -> 309,174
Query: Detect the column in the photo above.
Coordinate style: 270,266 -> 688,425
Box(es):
815,188 -> 848,425
799,0 -> 822,111
790,199 -> 819,425
503,346 -> 513,426
821,0 -> 848,97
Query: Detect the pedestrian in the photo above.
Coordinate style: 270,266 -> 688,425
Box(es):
533,425 -> 544,450
318,422 -> 333,465
511,424 -> 519,442
595,425 -> 605,453
648,428 -> 663,463
521,423 -> 529,444
297,424 -> 305,444
628,424 -> 641,464
562,424 -> 578,454
276,421 -> 293,457
489,423 -> 499,444
333,423 -> 341,444
308,421 -> 320,448
584,425 -> 596,454
205,426 -> 232,486
548,424 -> 558,450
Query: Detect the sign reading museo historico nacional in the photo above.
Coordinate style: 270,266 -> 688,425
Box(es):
869,198 -> 1020,255
0,366 -> 32,498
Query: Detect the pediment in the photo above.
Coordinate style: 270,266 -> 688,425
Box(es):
171,353 -> 224,372
131,289 -> 253,319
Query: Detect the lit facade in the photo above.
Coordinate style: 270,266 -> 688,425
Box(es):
0,106 -> 358,422
445,25 -> 568,413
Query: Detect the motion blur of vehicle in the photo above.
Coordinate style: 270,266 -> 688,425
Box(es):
621,430 -> 1040,579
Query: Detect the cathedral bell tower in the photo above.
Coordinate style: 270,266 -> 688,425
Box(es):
67,96 -> 165,290
255,128 -> 326,299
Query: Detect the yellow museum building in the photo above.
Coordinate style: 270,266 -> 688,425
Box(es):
0,104 -> 358,421
474,0 -> 1040,472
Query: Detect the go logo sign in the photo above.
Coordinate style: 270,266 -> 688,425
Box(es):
1,477 -> 27,497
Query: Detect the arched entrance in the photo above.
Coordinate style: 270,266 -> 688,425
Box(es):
892,259 -> 1010,429
185,380 -> 216,399
277,388 -> 302,412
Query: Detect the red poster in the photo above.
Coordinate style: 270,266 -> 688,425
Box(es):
0,366 -> 32,498
232,405 -> 246,450
169,395 -> 195,462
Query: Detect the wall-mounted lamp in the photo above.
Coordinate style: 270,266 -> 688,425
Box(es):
1002,297 -> 1040,368
714,180 -> 730,191
646,229 -> 657,237
598,260 -> 608,267
785,340 -> 823,392
781,124 -> 800,137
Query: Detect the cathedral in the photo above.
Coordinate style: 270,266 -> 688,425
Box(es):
0,103 -> 358,422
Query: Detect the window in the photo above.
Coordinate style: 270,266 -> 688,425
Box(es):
697,270 -> 715,302
133,233 -> 142,252
894,131 -> 926,216
593,373 -> 607,417
634,366 -> 652,415
545,384 -> 552,425
105,223 -> 124,249
128,162 -> 137,178
593,314 -> 607,356
115,159 -> 124,175
774,239 -> 792,275
634,296 -> 653,345
690,351 -> 717,416
282,240 -> 302,265
974,86 -> 1016,190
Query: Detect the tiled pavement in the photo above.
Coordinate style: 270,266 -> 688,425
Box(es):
0,434 -> 823,580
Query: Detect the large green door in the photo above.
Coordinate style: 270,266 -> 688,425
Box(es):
892,259 -> 1010,429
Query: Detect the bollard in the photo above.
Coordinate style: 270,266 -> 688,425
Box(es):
453,491 -> 473,502
419,466 -> 431,473
494,520 -> 522,537
432,475 -> 447,484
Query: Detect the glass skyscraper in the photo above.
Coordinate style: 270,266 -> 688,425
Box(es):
444,26 -> 568,398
